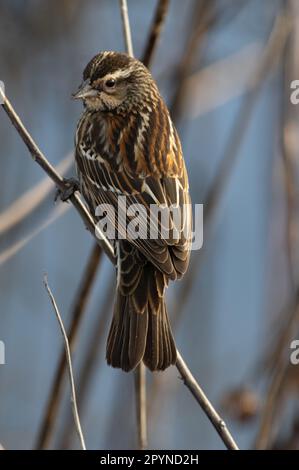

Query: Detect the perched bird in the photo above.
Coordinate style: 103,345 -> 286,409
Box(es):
73,51 -> 192,372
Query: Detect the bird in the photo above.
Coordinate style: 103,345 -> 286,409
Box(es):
73,51 -> 192,372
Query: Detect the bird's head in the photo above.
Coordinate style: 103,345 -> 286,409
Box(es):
72,51 -> 157,113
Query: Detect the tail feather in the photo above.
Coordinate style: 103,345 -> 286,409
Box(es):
106,294 -> 148,372
143,301 -> 176,371
106,263 -> 176,372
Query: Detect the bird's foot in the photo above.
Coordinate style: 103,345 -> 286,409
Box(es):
55,177 -> 80,202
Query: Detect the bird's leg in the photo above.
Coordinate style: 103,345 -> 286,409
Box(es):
55,177 -> 80,202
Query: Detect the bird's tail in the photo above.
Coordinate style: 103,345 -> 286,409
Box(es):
106,261 -> 176,372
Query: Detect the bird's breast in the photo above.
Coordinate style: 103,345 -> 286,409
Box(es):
76,101 -> 184,180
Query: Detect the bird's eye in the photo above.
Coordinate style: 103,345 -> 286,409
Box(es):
105,79 -> 116,89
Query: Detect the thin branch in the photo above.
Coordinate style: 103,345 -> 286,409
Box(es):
142,0 -> 170,68
175,351 -> 239,450
134,363 -> 148,449
0,88 -> 115,265
36,244 -> 102,449
43,274 -> 86,450
119,0 -> 148,450
169,0 -> 216,120
58,274 -> 115,449
119,0 -> 134,57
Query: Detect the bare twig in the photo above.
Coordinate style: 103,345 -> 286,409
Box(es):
36,244 -> 102,449
119,0 -> 134,57
175,351 -> 239,450
43,274 -> 86,450
134,363 -> 148,449
120,0 -> 149,449
142,0 -> 170,68
0,88 -> 115,264
59,274 -> 115,449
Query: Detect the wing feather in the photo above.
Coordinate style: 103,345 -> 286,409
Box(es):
75,101 -> 192,279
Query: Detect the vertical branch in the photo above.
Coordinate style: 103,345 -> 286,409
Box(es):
134,363 -> 148,449
119,0 -> 134,57
119,0 -> 148,449
43,275 -> 86,451
36,244 -> 102,449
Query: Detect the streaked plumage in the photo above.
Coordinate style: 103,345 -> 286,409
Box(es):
74,51 -> 191,371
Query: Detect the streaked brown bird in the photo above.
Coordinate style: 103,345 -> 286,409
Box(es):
73,51 -> 192,372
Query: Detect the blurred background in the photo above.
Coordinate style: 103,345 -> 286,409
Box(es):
0,0 -> 299,450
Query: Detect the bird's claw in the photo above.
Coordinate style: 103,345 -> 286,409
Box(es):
55,178 -> 80,202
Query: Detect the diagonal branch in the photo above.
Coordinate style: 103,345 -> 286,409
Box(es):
43,274 -> 86,450
0,88 -> 115,265
142,0 -> 170,68
176,352 -> 238,450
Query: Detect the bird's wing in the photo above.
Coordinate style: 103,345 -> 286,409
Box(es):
77,145 -> 192,280
76,99 -> 192,279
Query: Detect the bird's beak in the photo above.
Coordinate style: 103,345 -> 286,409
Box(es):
72,80 -> 97,100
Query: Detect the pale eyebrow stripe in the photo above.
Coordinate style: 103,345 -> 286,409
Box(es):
98,66 -> 135,83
